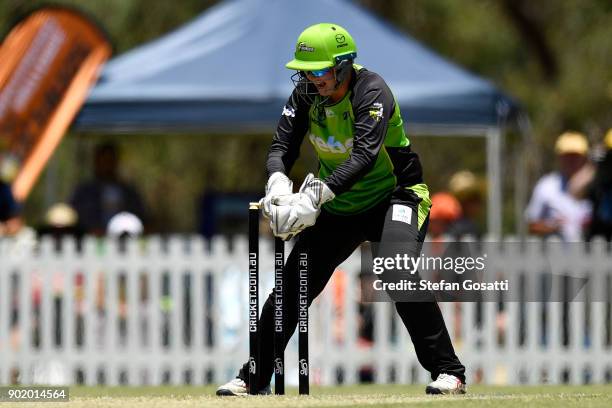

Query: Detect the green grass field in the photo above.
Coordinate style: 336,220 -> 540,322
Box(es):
5,384 -> 612,408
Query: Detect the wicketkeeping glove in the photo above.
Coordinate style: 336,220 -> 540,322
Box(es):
260,172 -> 293,219
268,203 -> 296,241
271,173 -> 335,240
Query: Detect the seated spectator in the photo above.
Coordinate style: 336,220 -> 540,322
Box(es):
38,203 -> 83,241
569,129 -> 612,241
0,178 -> 22,236
525,131 -> 592,241
70,143 -> 147,235
428,192 -> 462,240
448,170 -> 485,239
107,212 -> 144,238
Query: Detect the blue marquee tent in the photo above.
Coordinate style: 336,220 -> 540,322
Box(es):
76,0 -> 518,133
75,0 -> 526,235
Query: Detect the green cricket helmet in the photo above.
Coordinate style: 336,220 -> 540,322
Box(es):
287,23 -> 357,106
286,23 -> 357,71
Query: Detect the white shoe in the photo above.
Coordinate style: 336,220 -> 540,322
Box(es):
216,378 -> 247,396
426,373 -> 466,395
216,378 -> 271,396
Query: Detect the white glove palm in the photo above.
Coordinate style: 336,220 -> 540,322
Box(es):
270,173 -> 335,240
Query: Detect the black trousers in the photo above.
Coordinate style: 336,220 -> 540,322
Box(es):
239,187 -> 466,390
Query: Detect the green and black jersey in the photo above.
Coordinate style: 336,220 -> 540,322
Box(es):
267,65 -> 426,215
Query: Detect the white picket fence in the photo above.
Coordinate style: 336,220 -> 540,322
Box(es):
0,235 -> 611,386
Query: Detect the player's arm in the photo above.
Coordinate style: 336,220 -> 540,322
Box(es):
323,74 -> 394,195
266,89 -> 310,177
262,89 -> 310,219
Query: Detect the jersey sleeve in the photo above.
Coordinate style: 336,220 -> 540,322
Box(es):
266,89 -> 310,177
323,72 -> 394,195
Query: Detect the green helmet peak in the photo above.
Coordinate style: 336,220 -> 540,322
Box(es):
286,23 -> 357,71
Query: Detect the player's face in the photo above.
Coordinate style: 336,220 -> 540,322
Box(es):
304,68 -> 336,97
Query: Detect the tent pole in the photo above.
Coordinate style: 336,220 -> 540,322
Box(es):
515,113 -> 534,238
44,155 -> 59,210
486,127 -> 502,238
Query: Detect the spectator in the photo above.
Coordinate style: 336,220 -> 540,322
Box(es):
569,129 -> 612,241
106,211 -> 144,238
0,178 -> 22,236
37,203 -> 83,244
428,192 -> 462,240
448,170 -> 485,239
525,131 -> 592,241
70,143 -> 147,235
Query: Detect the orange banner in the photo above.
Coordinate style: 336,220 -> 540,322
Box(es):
0,6 -> 112,201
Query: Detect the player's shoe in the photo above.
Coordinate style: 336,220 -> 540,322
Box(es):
425,373 -> 466,395
216,378 -> 271,396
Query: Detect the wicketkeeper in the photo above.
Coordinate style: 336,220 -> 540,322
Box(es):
217,23 -> 466,396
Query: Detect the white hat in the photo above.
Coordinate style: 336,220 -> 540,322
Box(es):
107,212 -> 143,237
554,131 -> 588,155
45,203 -> 78,228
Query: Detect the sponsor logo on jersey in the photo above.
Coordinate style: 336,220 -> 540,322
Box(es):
309,134 -> 353,154
282,106 -> 296,118
324,108 -> 335,117
369,102 -> 383,122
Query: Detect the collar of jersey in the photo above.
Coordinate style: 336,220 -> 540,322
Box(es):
319,90 -> 352,108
